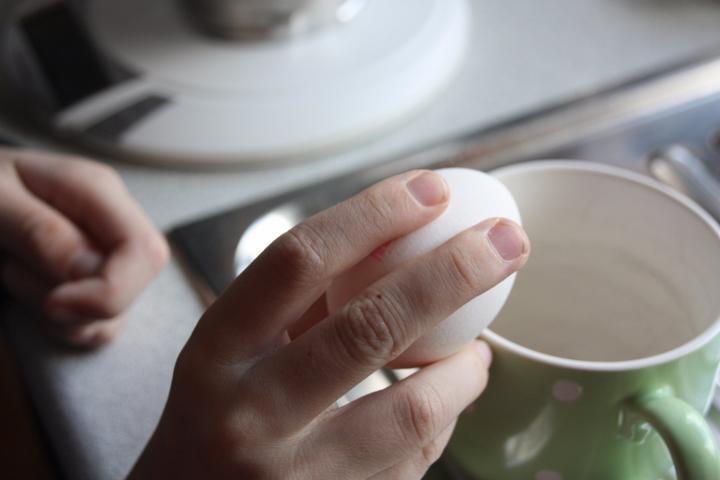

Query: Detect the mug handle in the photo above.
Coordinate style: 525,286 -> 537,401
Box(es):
628,390 -> 720,479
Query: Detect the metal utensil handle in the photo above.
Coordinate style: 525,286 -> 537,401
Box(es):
649,145 -> 720,221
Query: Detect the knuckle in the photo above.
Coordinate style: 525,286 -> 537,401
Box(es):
68,157 -> 120,183
446,243 -> 485,294
84,324 -> 120,347
0,157 -> 14,175
143,230 -> 170,271
92,281 -> 126,318
419,437 -> 446,467
358,185 -> 396,229
270,224 -> 327,283
21,213 -> 55,250
172,342 -> 295,476
21,213 -> 75,265
336,293 -> 404,364
60,155 -> 88,170
215,400 -> 283,459
68,157 -> 119,178
172,342 -> 212,398
206,420 -> 288,478
63,156 -> 92,176
234,382 -> 287,439
96,165 -> 122,185
396,385 -> 445,447
174,342 -> 278,438
169,346 -> 287,474
173,343 -> 198,380
210,421 -> 247,459
50,320 -> 122,349
96,301 -> 124,319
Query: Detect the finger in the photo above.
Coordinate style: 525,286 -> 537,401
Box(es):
368,420 -> 457,480
315,342 -> 489,476
0,259 -> 52,305
45,315 -> 128,349
13,151 -> 157,247
44,240 -> 166,321
250,218 -> 526,429
12,151 -> 168,288
0,165 -> 103,282
0,256 -> 130,344
198,170 -> 449,361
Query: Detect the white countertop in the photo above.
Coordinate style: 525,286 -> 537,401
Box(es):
3,1 -> 720,478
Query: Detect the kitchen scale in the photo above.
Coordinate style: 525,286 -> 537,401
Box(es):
0,0 -> 470,165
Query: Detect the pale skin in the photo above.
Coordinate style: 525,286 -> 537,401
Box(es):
0,147 -> 168,346
0,149 -> 531,478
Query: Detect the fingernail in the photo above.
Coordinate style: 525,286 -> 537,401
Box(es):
49,308 -> 86,325
474,341 -> 493,367
69,249 -> 104,278
407,171 -> 448,206
488,220 -> 527,261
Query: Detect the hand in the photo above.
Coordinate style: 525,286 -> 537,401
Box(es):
130,170 -> 530,479
0,148 -> 168,347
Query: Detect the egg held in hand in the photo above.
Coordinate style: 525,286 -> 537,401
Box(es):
326,168 -> 521,368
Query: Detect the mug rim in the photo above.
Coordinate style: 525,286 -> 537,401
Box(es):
486,159 -> 720,372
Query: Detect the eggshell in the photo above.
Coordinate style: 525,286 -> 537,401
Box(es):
326,168 -> 521,368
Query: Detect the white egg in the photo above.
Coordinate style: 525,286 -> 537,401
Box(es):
326,168 -> 521,368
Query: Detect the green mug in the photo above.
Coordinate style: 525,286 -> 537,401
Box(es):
448,161 -> 720,479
